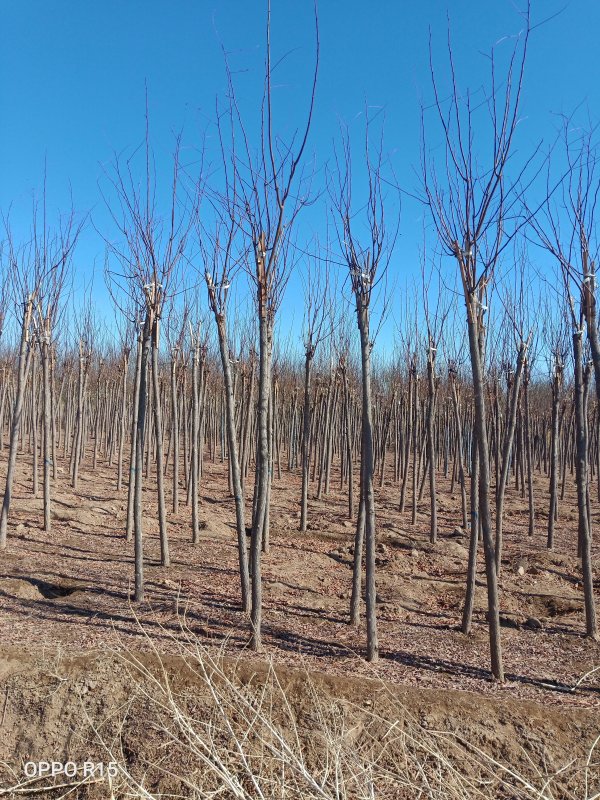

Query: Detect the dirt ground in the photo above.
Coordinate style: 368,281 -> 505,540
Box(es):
0,448 -> 599,794
0,648 -> 598,798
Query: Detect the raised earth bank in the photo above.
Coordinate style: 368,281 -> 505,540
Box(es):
0,647 -> 597,799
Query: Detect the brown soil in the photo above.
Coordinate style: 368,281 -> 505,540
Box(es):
0,648 -> 598,799
0,451 -> 599,795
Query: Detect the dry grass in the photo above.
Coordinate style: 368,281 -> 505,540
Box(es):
22,617 -> 592,800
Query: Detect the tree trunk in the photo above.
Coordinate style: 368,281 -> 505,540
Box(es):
117,352 -> 129,492
250,304 -> 272,652
462,428 -> 479,634
41,338 -> 52,531
426,347 -> 437,543
151,323 -> 169,567
216,312 -> 251,613
170,356 -> 180,514
0,297 -> 34,548
467,308 -> 504,681
572,329 -> 598,638
191,341 -> 200,543
126,334 -> 143,541
357,301 -> 378,662
494,343 -> 527,574
133,314 -> 152,602
450,376 -> 468,529
300,350 -> 312,532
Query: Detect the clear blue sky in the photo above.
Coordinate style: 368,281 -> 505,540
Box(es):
1,1 -> 599,355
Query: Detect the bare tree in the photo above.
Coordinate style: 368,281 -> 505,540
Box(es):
223,2 -> 319,650
421,8 -> 532,679
0,229 -> 35,548
422,262 -> 450,545
299,250 -> 332,532
542,299 -> 568,551
331,121 -> 398,662
204,258 -> 251,610
493,264 -> 533,573
528,122 -> 599,639
34,199 -> 80,530
103,108 -> 195,599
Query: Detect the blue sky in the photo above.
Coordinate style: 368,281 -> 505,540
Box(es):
1,1 -> 599,358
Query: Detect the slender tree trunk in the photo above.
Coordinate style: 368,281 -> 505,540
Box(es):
71,347 -> 87,490
41,338 -> 52,531
350,423 -> 366,626
126,335 -> 143,541
494,343 -> 527,574
151,323 -> 169,567
31,350 -> 39,498
170,356 -> 180,514
411,373 -> 419,525
358,301 -> 378,662
191,341 -> 200,543
467,310 -> 504,681
134,315 -> 152,602
450,376 -> 468,529
216,312 -> 251,613
462,428 -> 479,634
0,297 -> 34,549
572,329 -> 598,638
426,347 -> 437,543
117,352 -> 129,493
547,364 -> 561,549
342,365 -> 354,520
251,303 -> 272,652
300,350 -> 312,532
400,368 -> 414,512
523,363 -> 535,538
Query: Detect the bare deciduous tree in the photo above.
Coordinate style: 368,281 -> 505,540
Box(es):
422,8 -> 532,679
103,110 -> 196,599
331,121 -> 398,662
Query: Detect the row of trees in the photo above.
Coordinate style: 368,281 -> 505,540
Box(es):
0,5 -> 598,682
0,280 -> 597,670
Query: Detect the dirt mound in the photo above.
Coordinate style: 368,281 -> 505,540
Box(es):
0,578 -> 85,601
0,647 -> 597,799
0,578 -> 44,601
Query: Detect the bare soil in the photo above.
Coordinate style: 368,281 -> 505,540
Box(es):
0,449 -> 599,795
0,648 -> 598,798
